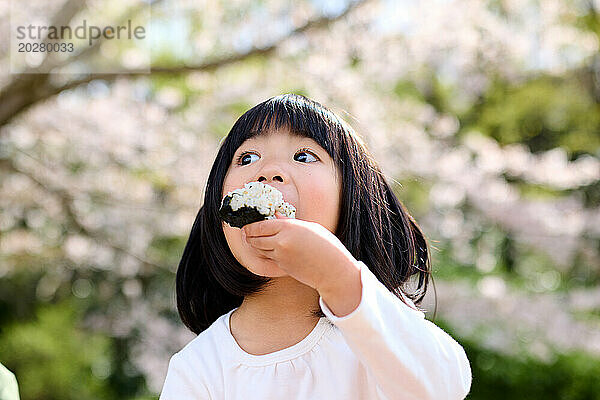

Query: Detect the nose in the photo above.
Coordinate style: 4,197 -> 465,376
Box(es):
254,163 -> 295,208
256,161 -> 288,184
257,174 -> 284,183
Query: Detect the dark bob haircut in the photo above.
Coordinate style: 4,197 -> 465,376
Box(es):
177,93 -> 432,334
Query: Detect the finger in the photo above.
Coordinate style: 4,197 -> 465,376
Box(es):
256,248 -> 275,257
244,219 -> 281,237
245,235 -> 275,251
251,246 -> 275,259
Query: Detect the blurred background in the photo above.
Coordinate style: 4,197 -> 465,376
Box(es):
1,0 -> 599,399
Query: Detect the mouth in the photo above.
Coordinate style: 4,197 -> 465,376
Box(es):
221,181 -> 298,225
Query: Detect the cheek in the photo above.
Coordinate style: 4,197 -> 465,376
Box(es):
223,223 -> 242,255
222,168 -> 245,198
222,178 -> 235,199
299,179 -> 341,231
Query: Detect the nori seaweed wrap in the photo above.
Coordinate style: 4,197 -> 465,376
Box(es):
219,181 -> 296,228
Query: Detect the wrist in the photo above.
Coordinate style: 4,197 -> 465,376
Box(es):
318,257 -> 362,317
317,255 -> 361,297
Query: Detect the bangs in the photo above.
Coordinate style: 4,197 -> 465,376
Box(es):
226,94 -> 345,164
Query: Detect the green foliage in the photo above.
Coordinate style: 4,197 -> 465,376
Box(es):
580,180 -> 600,208
0,295 -> 156,400
460,74 -> 600,157
574,4 -> 600,38
393,70 -> 459,115
147,234 -> 186,268
434,320 -> 600,400
429,244 -> 482,283
211,119 -> 235,139
431,226 -> 575,293
0,298 -> 113,400
393,177 -> 432,218
510,179 -> 568,200
0,268 -> 44,327
224,100 -> 255,117
466,341 -> 600,399
147,75 -> 193,112
1,3 -> 599,400
393,79 -> 424,102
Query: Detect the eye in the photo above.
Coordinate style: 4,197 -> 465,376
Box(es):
294,148 -> 319,163
235,148 -> 320,166
236,152 -> 259,166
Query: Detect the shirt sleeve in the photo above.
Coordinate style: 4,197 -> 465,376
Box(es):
0,363 -> 21,400
159,352 -> 211,400
318,260 -> 472,400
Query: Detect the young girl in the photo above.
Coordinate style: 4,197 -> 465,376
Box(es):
159,94 -> 472,399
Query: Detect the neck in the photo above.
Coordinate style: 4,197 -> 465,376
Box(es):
231,276 -> 322,338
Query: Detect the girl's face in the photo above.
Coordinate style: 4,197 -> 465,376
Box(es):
221,127 -> 343,278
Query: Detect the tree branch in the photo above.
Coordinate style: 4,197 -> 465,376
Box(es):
0,0 -> 367,130
0,157 -> 168,271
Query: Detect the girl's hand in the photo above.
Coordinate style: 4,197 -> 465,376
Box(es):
241,211 -> 358,292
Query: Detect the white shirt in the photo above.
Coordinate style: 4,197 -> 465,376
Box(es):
159,261 -> 472,399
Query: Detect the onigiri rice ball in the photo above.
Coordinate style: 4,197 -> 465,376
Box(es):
219,181 -> 296,228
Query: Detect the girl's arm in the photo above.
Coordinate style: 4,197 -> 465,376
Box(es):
318,260 -> 472,400
159,352 -> 211,400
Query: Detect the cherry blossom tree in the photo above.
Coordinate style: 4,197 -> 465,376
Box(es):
0,0 -> 598,397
